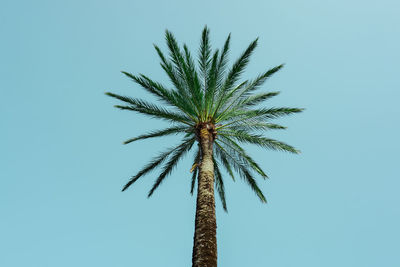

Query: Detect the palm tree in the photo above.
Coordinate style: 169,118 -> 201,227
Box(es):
106,26 -> 303,267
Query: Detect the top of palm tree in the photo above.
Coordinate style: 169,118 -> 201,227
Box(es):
106,26 -> 303,211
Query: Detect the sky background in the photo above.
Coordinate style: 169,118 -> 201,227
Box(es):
1,0 -> 399,266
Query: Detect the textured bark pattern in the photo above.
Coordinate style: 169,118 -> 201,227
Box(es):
192,127 -> 217,267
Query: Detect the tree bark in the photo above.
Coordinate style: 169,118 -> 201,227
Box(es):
192,126 -> 217,267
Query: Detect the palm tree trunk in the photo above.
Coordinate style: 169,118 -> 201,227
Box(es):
192,127 -> 217,267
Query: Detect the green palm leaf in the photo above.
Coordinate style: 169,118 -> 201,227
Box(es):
123,126 -> 191,144
226,122 -> 286,132
106,92 -> 193,125
190,145 -> 201,195
242,169 -> 267,203
214,144 -> 236,181
217,107 -> 304,126
121,147 -> 176,191
214,159 -> 227,211
214,141 -> 266,202
216,136 -> 268,178
215,33 -> 231,88
220,129 -> 300,154
165,31 -> 204,112
148,138 -> 195,197
212,38 -> 258,115
154,44 -> 201,116
222,38 -> 258,91
198,26 -> 212,83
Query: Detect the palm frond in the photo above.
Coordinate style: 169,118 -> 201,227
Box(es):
215,64 -> 283,119
217,136 -> 268,178
140,74 -> 199,119
183,44 -> 203,110
124,126 -> 191,144
217,107 -> 304,126
239,64 -> 284,98
214,159 -> 227,211
220,130 -> 300,154
241,168 -> 267,203
234,91 -> 280,108
190,145 -> 201,195
204,49 -> 220,118
154,44 -> 201,116
223,38 -> 258,91
121,71 -> 199,120
121,71 -> 170,101
165,30 -> 187,79
121,147 -> 176,191
190,167 -> 198,195
215,92 -> 280,122
214,144 -> 235,181
148,138 -> 195,197
211,81 -> 248,118
212,38 -> 258,115
114,104 -> 186,124
154,44 -> 186,94
215,33 -> 231,88
214,141 -> 266,202
106,92 -> 193,125
165,31 -> 205,114
198,26 -> 212,83
225,122 -> 286,132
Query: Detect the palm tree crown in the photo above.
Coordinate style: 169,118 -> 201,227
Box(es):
106,27 -> 303,210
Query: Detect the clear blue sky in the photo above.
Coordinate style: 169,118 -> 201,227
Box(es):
1,0 -> 399,266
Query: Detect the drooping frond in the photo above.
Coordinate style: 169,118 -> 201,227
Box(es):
214,159 -> 227,211
217,136 -> 268,178
214,141 -> 267,202
123,126 -> 191,144
121,147 -> 177,191
241,169 -> 267,203
190,167 -> 198,195
148,138 -> 195,197
214,144 -> 235,181
190,145 -> 201,195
